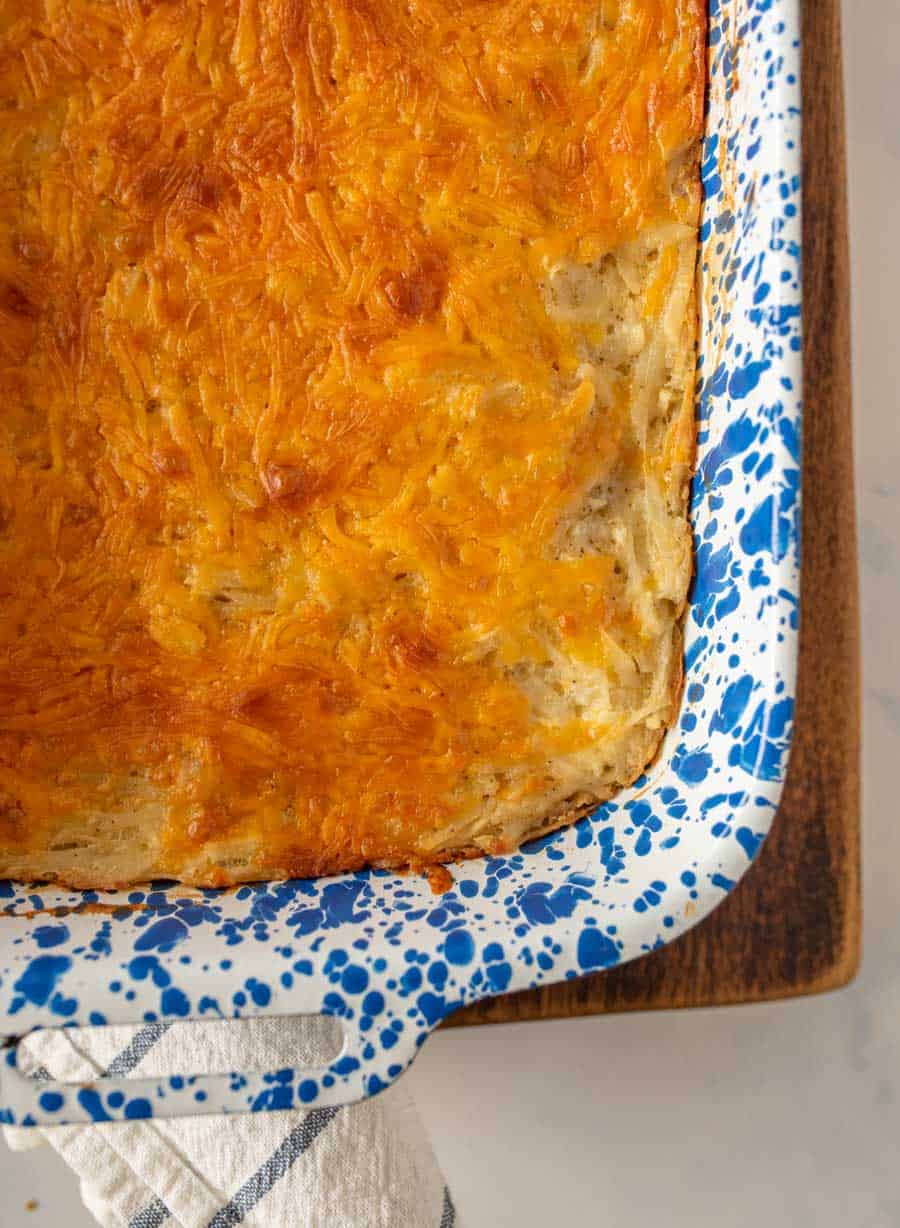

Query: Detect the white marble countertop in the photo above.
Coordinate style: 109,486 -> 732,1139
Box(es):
3,2 -> 896,1223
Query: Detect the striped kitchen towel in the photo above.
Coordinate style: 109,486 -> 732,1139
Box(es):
3,1017 -> 457,1228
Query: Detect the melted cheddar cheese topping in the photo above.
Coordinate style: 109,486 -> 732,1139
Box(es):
0,0 -> 704,883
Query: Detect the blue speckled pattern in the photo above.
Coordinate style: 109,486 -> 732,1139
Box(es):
0,0 -> 802,1126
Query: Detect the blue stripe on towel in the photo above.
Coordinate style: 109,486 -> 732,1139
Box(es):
205,1107 -> 340,1228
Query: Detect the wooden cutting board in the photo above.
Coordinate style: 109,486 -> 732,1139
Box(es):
448,0 -> 860,1028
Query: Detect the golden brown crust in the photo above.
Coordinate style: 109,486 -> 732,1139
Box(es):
0,0 -> 705,889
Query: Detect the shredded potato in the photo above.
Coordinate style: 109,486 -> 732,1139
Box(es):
0,0 -> 704,886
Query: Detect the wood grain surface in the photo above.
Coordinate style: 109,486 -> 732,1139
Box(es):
447,0 -> 860,1028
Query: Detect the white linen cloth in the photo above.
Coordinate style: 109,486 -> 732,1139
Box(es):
3,1018 -> 457,1228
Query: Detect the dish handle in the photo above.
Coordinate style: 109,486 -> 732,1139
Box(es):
0,1007 -> 434,1125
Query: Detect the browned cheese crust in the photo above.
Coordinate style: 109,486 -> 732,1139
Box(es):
0,0 -> 705,887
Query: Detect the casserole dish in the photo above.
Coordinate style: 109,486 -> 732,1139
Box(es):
0,0 -> 802,1126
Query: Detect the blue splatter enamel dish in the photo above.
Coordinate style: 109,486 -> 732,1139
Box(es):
0,0 -> 801,1126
